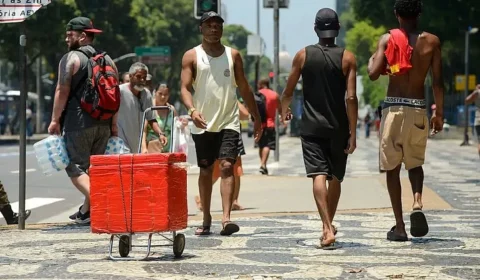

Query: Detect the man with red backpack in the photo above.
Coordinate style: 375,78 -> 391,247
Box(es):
48,17 -> 120,224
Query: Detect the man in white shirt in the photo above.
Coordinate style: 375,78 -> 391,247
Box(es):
117,62 -> 167,153
180,12 -> 262,236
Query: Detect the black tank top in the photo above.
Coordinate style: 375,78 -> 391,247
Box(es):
63,45 -> 110,132
301,44 -> 348,138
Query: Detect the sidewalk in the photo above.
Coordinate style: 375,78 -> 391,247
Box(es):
0,171 -> 468,280
186,174 -> 452,218
1,207 -> 479,279
0,135 -> 478,279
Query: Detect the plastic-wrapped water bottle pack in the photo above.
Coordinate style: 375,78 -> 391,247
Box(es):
104,137 -> 130,155
33,135 -> 70,176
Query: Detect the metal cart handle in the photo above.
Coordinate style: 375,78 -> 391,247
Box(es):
137,106 -> 174,154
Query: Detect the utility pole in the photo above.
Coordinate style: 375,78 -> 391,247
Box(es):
18,24 -> 27,230
254,0 -> 260,92
0,0 -> 53,230
461,26 -> 479,146
263,0 -> 289,162
461,29 -> 471,146
36,58 -> 43,133
273,0 -> 280,162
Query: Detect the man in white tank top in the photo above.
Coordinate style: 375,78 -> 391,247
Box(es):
180,11 -> 262,236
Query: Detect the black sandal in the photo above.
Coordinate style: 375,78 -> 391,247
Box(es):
195,225 -> 211,236
220,221 -> 240,236
387,226 -> 408,242
410,209 -> 429,237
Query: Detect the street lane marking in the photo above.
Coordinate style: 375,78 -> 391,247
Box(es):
10,168 -> 36,174
0,151 -> 35,158
0,197 -> 65,219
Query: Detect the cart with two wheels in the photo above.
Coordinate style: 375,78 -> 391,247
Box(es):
89,106 -> 188,260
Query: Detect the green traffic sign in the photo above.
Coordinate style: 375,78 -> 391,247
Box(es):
134,46 -> 171,57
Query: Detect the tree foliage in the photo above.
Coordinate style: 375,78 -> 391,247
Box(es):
350,0 -> 480,83
345,20 -> 386,67
222,24 -> 272,85
0,0 -> 272,95
342,0 -> 480,107
345,20 -> 387,107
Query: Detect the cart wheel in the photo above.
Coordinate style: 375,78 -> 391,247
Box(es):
119,235 -> 130,257
173,233 -> 185,258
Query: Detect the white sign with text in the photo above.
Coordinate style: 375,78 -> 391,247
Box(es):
0,0 -> 51,23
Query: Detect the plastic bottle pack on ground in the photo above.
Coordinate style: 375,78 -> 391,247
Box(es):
33,135 -> 70,176
105,137 -> 130,155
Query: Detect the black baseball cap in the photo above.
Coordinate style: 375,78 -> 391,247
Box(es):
66,17 -> 103,33
199,11 -> 224,25
314,8 -> 340,38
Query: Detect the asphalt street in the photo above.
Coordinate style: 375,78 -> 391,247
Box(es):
0,133 -> 258,224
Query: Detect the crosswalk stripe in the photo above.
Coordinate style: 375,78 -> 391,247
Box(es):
10,168 -> 37,174
37,205 -> 81,224
0,197 -> 65,219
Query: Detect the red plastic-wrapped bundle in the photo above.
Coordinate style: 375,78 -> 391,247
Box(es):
89,153 -> 188,234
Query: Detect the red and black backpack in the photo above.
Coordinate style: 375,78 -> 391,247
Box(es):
75,46 -> 120,120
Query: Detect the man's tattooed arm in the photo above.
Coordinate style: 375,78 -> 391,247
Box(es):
51,51 -> 80,123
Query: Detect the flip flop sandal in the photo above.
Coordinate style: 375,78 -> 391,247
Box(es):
320,243 -> 337,250
195,225 -> 211,236
317,239 -> 338,250
410,209 -> 429,237
220,222 -> 240,236
387,226 -> 408,242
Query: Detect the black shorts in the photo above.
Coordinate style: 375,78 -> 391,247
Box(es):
64,126 -> 111,178
259,127 -> 276,150
301,135 -> 349,182
475,125 -> 480,142
238,134 -> 246,156
192,129 -> 239,168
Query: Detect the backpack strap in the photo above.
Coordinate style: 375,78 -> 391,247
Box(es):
66,47 -> 98,108
76,45 -> 97,59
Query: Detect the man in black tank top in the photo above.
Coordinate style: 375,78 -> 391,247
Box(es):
280,8 -> 358,249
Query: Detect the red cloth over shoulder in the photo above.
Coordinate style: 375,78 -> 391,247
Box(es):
382,28 -> 413,76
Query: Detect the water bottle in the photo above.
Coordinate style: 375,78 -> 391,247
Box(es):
105,137 -> 130,155
33,135 -> 70,176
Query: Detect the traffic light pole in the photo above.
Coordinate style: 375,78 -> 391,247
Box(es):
273,0 -> 280,162
461,30 -> 471,146
254,0 -> 260,92
18,23 -> 27,230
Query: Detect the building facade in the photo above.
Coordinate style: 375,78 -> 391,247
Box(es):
335,0 -> 349,47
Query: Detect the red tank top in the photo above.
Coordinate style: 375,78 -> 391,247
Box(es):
382,28 -> 413,76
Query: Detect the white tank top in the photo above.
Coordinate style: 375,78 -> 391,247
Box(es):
192,45 -> 240,134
